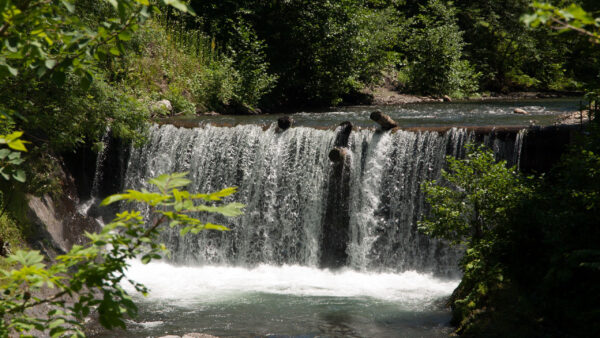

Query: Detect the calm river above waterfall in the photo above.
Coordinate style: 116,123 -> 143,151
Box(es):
166,98 -> 581,128
90,99 -> 578,337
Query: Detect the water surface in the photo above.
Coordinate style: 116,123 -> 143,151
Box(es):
92,261 -> 459,337
167,98 -> 581,129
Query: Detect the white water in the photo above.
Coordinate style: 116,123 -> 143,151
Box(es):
123,260 -> 459,310
90,123 -> 527,337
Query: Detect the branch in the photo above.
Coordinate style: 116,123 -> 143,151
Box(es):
550,17 -> 600,42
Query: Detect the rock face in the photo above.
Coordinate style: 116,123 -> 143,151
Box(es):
370,110 -> 398,131
514,108 -> 529,115
26,165 -> 101,256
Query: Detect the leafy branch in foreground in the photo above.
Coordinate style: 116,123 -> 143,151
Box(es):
523,2 -> 600,43
0,172 -> 244,337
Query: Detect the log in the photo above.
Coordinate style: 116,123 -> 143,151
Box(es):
329,147 -> 348,163
277,116 -> 294,131
370,110 -> 398,131
334,121 -> 353,147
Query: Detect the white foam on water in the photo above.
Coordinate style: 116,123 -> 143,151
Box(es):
123,260 -> 459,310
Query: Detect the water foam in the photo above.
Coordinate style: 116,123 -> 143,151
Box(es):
123,260 -> 459,310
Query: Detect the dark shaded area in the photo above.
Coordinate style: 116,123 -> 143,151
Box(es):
320,123 -> 354,268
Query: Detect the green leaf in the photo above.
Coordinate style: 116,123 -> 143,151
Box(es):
109,47 -> 120,56
7,139 -> 27,152
60,0 -> 75,13
118,30 -> 132,41
204,223 -> 230,231
12,170 -> 26,183
107,0 -> 118,9
100,194 -> 128,206
45,59 -> 57,69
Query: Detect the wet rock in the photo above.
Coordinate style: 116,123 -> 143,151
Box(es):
443,95 -> 452,102
183,333 -> 218,338
329,147 -> 348,163
514,108 -> 529,115
277,116 -> 294,131
26,166 -> 101,257
370,110 -> 398,131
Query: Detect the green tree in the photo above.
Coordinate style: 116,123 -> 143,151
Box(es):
190,0 -> 402,107
419,144 -> 529,246
419,144 -> 532,333
0,0 -> 194,149
402,0 -> 479,97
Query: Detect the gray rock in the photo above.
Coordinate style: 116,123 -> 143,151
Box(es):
152,99 -> 173,112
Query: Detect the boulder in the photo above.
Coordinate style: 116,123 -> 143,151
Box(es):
152,99 -> 173,113
370,110 -> 398,131
277,116 -> 294,131
442,95 -> 452,102
514,108 -> 529,115
329,147 -> 348,163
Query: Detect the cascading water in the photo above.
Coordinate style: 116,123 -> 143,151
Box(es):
91,122 -> 530,337
120,123 -> 513,276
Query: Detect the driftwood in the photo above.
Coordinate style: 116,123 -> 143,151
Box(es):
370,110 -> 398,131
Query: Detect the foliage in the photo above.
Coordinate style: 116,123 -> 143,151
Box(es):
402,0 -> 479,97
523,1 -> 600,43
189,0 -> 402,107
420,144 -> 529,246
419,143 -> 534,334
0,132 -> 28,183
422,128 -> 600,335
452,0 -> 577,92
0,0 -> 194,150
0,173 -> 244,336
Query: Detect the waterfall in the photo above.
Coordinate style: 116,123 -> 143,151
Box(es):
121,124 -> 524,276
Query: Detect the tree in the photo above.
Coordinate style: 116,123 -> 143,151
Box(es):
419,144 -> 529,246
402,0 -> 479,97
0,0 -> 194,149
419,144 -> 532,333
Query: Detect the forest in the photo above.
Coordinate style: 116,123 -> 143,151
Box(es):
0,0 -> 599,337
